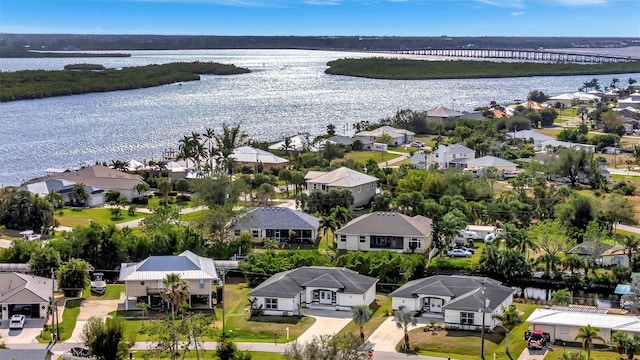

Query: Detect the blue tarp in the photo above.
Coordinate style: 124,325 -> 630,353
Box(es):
615,284 -> 631,295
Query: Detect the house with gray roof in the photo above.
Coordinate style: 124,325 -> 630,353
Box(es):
231,146 -> 288,172
426,105 -> 464,121
0,349 -> 51,360
20,178 -> 106,207
305,167 -> 378,209
230,207 -> 320,244
335,212 -> 432,253
42,165 -> 145,201
0,273 -> 52,320
390,275 -> 515,331
434,143 -> 476,169
467,156 -> 518,174
354,125 -> 415,146
119,250 -> 218,310
248,267 -> 377,315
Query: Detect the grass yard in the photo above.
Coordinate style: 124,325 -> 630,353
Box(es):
145,196 -> 194,209
388,145 -> 421,153
179,209 -> 208,222
429,241 -> 486,268
335,294 -> 391,340
55,207 -> 144,228
408,303 -> 538,360
38,298 -> 83,343
131,351 -> 283,359
82,284 -> 124,300
535,128 -> 564,138
343,151 -> 403,164
225,283 -> 315,342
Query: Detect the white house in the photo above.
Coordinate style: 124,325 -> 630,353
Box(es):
526,307 -> 640,343
231,146 -> 289,172
20,179 -> 106,207
119,250 -> 218,310
354,126 -> 415,146
389,275 -> 515,331
435,143 -> 475,169
335,212 -> 432,253
0,273 -> 52,320
619,92 -> 640,109
248,267 -> 378,315
467,156 -> 518,174
548,93 -> 576,107
45,165 -> 146,201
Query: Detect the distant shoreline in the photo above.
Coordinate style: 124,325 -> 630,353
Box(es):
0,61 -> 250,102
0,49 -> 131,58
324,58 -> 640,80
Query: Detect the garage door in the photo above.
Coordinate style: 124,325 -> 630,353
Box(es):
9,304 -> 40,318
534,324 -> 556,341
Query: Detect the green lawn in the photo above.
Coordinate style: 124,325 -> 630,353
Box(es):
544,347 -> 619,360
410,303 -> 538,360
55,207 -> 144,227
429,241 -> 486,268
131,350 -> 283,359
225,283 -> 315,343
335,294 -> 391,340
82,284 -> 124,300
343,151 -> 403,164
146,196 -> 194,209
38,298 -> 83,343
179,209 -> 209,222
388,145 -> 421,153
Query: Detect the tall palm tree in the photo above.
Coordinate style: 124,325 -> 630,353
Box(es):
492,305 -> 522,355
280,137 -> 294,157
394,306 -> 417,352
162,273 -> 189,317
330,205 -> 350,226
575,324 -> 605,360
46,190 -> 65,209
71,183 -> 89,207
351,304 -> 372,343
621,235 -> 640,267
178,134 -> 195,169
214,123 -> 248,175
563,254 -> 583,276
319,215 -> 339,248
202,127 -> 216,172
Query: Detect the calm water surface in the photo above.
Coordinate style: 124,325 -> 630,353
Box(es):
1,49 -> 640,186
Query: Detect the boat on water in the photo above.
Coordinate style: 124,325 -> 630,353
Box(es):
90,272 -> 107,295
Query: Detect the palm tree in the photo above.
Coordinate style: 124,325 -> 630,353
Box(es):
492,305 -> 522,355
351,304 -> 372,343
46,190 -> 65,209
575,324 -> 606,360
133,182 -> 150,199
162,273 -> 189,317
551,288 -> 572,306
319,215 -> 339,248
202,127 -> 216,171
330,205 -> 350,226
537,252 -> 561,278
214,123 -> 248,175
157,178 -> 171,207
558,352 -> 585,360
394,306 -> 417,352
178,134 -> 196,169
621,235 -> 640,266
71,183 -> 89,206
280,137 -> 294,157
563,254 -> 583,275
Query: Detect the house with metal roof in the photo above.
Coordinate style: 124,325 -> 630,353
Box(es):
527,308 -> 640,343
0,273 -> 52,320
467,156 -> 518,173
231,146 -> 288,172
304,167 -> 378,209
230,207 -> 320,244
119,250 -> 218,310
335,212 -> 432,253
434,143 -> 476,169
389,275 -> 515,331
248,267 -> 378,315
20,178 -> 106,207
354,125 -> 415,146
0,349 -> 52,360
426,105 -> 464,122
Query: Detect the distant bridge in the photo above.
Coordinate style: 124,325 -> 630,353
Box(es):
361,48 -> 640,63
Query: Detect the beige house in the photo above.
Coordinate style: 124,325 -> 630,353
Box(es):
527,308 -> 640,343
48,165 -> 146,201
335,212 -> 432,253
354,125 -> 415,146
119,250 -> 218,310
0,273 -> 52,320
602,246 -> 630,267
426,105 -> 464,122
305,167 -> 378,209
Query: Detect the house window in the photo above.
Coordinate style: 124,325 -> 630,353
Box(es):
560,326 -> 568,334
313,184 -> 317,190
199,279 -> 205,289
460,312 -> 474,325
252,230 -> 259,237
358,186 -> 362,193
359,235 -> 366,243
265,298 -> 278,310
234,230 -> 241,236
409,238 -> 422,250
340,235 -> 346,242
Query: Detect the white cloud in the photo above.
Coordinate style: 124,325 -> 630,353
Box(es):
511,10 -> 526,15
554,0 -> 611,5
473,0 -> 525,8
305,0 -> 341,4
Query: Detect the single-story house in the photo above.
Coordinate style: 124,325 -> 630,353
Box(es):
230,207 -> 320,244
506,101 -> 548,112
248,267 -> 378,315
467,156 -> 518,174
426,105 -> 464,122
304,166 -> 378,209
390,275 -> 515,331
268,133 -> 319,152
231,146 -> 289,171
0,273 -> 52,320
335,212 -> 432,253
326,135 -> 373,150
540,139 -> 596,153
618,93 -> 640,109
566,241 -> 613,262
119,250 -> 218,310
602,146 -> 621,155
601,246 -> 630,267
547,93 -> 576,107
410,151 -> 431,170
44,165 -> 146,201
19,178 -> 106,207
354,126 -> 415,146
0,349 -> 52,360
526,307 -> 640,343
465,225 -> 497,240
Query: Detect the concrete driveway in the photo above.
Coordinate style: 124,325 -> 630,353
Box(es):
517,347 -> 548,360
368,316 -> 426,352
67,297 -> 123,343
0,318 -> 45,344
294,309 -> 353,344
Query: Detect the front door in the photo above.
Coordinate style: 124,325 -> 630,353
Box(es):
320,290 -> 332,304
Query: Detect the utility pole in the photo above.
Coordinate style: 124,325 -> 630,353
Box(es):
481,281 -> 487,360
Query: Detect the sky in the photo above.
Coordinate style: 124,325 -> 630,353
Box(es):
1,0 -> 639,37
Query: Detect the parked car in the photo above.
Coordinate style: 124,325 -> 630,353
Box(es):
9,314 -> 26,329
455,246 -> 475,254
62,347 -> 94,360
447,249 -> 472,258
526,329 -> 550,350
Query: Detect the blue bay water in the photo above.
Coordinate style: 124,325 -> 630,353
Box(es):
1,49 -> 639,186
